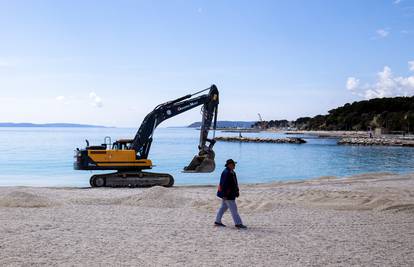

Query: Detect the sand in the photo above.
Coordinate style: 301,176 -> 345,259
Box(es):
1,172 -> 413,266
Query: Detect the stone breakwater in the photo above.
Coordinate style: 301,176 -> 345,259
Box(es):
338,137 -> 414,147
215,136 -> 306,144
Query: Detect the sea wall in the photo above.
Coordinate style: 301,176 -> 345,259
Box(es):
215,136 -> 306,144
338,137 -> 414,147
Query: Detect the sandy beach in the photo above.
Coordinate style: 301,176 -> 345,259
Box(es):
1,172 -> 413,266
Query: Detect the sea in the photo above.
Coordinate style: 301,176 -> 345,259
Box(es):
0,127 -> 413,187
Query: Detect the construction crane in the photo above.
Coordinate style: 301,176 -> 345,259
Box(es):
258,113 -> 263,122
257,113 -> 266,130
74,85 -> 219,187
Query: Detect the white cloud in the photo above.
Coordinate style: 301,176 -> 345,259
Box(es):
394,0 -> 401,4
409,60 -> 414,71
89,92 -> 103,108
376,28 -> 390,38
56,96 -> 65,101
345,61 -> 414,99
346,77 -> 360,91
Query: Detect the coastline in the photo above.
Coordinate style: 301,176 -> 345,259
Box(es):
1,172 -> 413,266
281,130 -> 372,138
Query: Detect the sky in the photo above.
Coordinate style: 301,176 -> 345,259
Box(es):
0,0 -> 413,127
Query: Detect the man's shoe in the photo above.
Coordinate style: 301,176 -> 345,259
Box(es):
214,222 -> 226,227
235,224 -> 247,229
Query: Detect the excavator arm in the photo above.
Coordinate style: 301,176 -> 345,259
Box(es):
131,84 -> 219,172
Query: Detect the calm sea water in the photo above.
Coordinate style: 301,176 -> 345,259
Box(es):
0,127 -> 413,187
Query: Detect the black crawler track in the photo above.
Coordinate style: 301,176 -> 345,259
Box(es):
90,171 -> 174,188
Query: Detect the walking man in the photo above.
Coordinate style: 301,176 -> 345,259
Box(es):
214,159 -> 247,229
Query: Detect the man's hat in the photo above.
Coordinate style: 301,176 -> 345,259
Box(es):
225,159 -> 237,167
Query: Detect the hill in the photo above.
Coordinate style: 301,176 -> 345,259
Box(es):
253,96 -> 414,132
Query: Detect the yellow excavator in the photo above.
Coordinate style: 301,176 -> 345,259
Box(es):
74,85 -> 219,187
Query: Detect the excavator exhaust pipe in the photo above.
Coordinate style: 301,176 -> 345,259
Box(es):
183,150 -> 216,173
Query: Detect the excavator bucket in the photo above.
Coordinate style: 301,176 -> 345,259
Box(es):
183,150 -> 216,173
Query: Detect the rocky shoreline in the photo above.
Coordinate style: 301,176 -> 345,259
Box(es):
215,136 -> 306,144
338,137 -> 414,147
283,130 -> 369,138
220,129 -> 260,133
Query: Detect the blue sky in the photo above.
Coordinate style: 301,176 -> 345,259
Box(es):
0,0 -> 413,127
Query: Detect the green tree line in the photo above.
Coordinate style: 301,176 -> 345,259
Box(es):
253,96 -> 414,132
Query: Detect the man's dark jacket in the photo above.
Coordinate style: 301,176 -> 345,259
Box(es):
217,167 -> 239,200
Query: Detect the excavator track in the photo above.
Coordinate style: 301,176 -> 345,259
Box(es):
90,171 -> 174,188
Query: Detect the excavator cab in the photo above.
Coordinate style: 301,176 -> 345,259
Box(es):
112,139 -> 133,150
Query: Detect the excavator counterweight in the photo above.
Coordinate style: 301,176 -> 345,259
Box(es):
74,85 -> 219,187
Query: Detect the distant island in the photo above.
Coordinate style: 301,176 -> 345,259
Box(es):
188,121 -> 255,129
0,123 -> 108,128
252,96 -> 414,133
